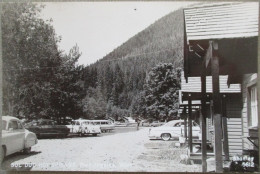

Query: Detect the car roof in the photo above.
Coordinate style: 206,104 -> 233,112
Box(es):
27,119 -> 54,123
167,120 -> 184,123
2,116 -> 20,121
38,119 -> 54,122
73,119 -> 90,122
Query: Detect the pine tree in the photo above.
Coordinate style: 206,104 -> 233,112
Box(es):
143,63 -> 181,120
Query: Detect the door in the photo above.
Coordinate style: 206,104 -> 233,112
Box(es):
5,120 -> 25,154
171,121 -> 183,137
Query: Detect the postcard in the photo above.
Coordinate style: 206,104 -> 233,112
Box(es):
0,1 -> 259,173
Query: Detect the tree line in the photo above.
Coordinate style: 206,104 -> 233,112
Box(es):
2,3 -> 184,123
2,3 -> 84,123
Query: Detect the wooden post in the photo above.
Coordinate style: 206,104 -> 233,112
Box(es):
211,41 -> 223,172
184,106 -> 188,141
188,94 -> 193,153
201,67 -> 207,172
222,94 -> 229,161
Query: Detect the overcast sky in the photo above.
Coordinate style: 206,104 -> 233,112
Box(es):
40,1 -> 196,66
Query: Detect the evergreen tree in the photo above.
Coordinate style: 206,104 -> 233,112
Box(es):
82,86 -> 106,119
143,63 -> 181,120
2,3 -> 83,122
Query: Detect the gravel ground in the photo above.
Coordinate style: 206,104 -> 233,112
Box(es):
2,127 -> 201,172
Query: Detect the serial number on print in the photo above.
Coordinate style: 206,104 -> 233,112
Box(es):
11,162 -> 117,168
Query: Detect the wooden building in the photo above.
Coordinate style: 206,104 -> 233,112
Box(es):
182,2 -> 258,172
179,72 -> 243,157
241,74 -> 258,150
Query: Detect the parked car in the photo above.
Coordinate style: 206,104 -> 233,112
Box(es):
91,120 -> 115,133
24,119 -> 70,138
140,120 -> 149,127
1,116 -> 38,162
66,119 -> 101,136
114,121 -> 128,127
149,120 -> 165,127
148,120 -> 200,141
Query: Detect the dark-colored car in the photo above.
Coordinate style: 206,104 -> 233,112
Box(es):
24,119 -> 70,138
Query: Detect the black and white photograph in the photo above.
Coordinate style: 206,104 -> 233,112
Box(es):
0,1 -> 259,173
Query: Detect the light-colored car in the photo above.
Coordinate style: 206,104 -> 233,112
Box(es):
1,116 -> 38,162
148,120 -> 200,141
91,120 -> 115,133
66,119 -> 101,136
149,120 -> 165,127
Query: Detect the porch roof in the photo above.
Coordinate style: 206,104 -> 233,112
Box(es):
184,2 -> 258,44
183,2 -> 259,80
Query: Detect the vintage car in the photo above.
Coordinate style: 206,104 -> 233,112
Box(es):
1,116 -> 38,162
24,119 -> 70,138
66,119 -> 101,136
91,120 -> 115,133
148,120 -> 200,141
149,120 -> 165,127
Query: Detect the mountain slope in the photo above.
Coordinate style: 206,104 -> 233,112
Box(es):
101,7 -> 184,66
82,8 -> 185,119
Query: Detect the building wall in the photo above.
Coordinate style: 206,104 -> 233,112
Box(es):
225,95 -> 243,156
207,96 -> 243,156
181,72 -> 241,93
227,118 -> 243,156
241,73 -> 258,149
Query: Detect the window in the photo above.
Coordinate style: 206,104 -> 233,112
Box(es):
39,121 -> 47,125
2,120 -> 7,130
17,121 -> 23,129
8,120 -> 19,130
249,85 -> 258,127
174,122 -> 184,127
193,122 -> 199,127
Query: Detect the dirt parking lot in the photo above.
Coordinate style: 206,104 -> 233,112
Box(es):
1,127 -> 201,172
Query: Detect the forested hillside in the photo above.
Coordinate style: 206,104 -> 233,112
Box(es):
2,3 -> 185,123
81,8 -> 184,121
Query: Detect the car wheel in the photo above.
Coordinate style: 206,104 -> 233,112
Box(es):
161,133 -> 171,141
23,147 -> 31,154
93,134 -> 97,136
1,146 -> 6,163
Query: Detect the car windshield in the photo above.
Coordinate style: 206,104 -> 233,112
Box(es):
2,120 -> 7,130
162,121 -> 183,127
162,122 -> 174,127
162,121 -> 199,127
193,122 -> 199,127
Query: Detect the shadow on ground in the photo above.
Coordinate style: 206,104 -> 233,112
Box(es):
1,151 -> 41,171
